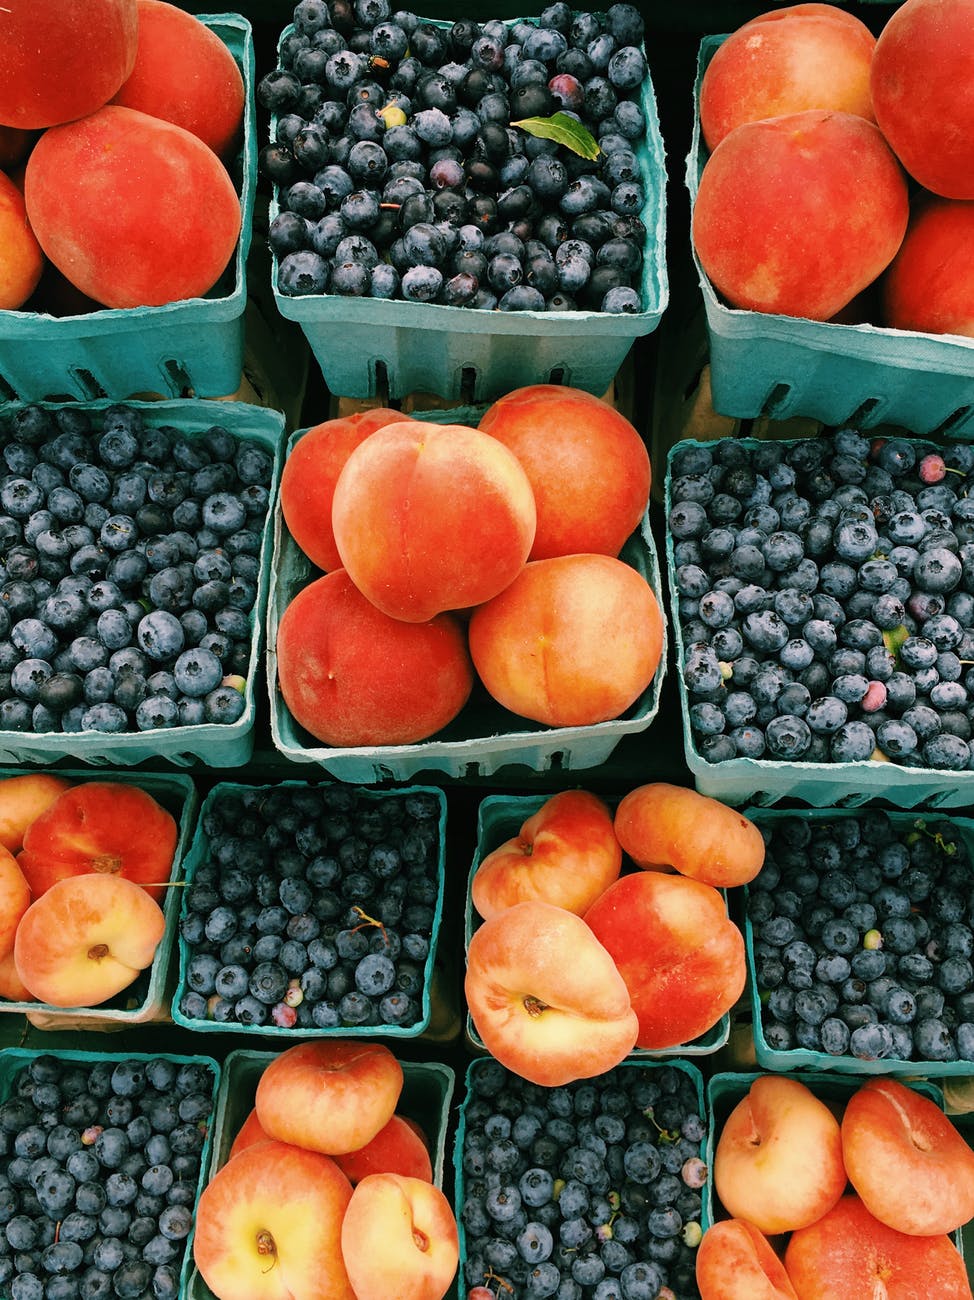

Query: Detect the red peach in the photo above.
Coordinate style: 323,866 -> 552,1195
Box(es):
228,1107 -> 271,1161
696,1219 -> 799,1300
333,1113 -> 433,1185
0,170 -> 43,310
883,197 -> 974,338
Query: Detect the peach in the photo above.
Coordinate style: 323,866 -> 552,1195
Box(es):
841,1077 -> 974,1236
281,409 -> 411,572
275,569 -> 474,747
111,0 -> 245,159
477,384 -> 651,559
471,789 -> 622,921
871,0 -> 974,199
712,1075 -> 847,1235
229,1106 -> 271,1161
464,899 -> 639,1087
583,870 -> 746,1049
692,109 -> 909,320
696,1219 -> 799,1300
24,105 -> 241,308
700,4 -> 877,151
255,1040 -> 403,1156
0,772 -> 73,854
784,1194 -> 972,1299
0,0 -> 138,129
331,421 -> 536,622
0,848 -> 30,963
0,949 -> 36,1003
18,780 -> 177,903
613,783 -> 766,887
340,1173 -> 458,1300
13,873 -> 166,1007
334,1114 -> 433,1185
0,170 -> 43,309
468,553 -> 664,728
193,1139 -> 356,1300
882,197 -> 974,338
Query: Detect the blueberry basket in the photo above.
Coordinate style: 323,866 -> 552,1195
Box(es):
742,806 -> 974,1078
0,767 -> 198,1029
665,432 -> 974,810
171,779 -> 447,1039
266,406 -> 667,783
266,11 -> 668,401
686,33 -> 974,439
454,1054 -> 709,1298
0,15 -> 258,404
0,1045 -> 221,1300
0,397 -> 285,770
464,794 -> 733,1060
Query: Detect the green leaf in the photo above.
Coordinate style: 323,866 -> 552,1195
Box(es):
882,624 -> 910,660
511,112 -> 601,159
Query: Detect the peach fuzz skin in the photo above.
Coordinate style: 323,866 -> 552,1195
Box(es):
478,384 -> 651,560
696,1219 -> 799,1300
471,789 -> 622,922
340,1174 -> 458,1300
712,1075 -> 847,1235
465,900 -> 639,1087
692,109 -> 909,321
699,3 -> 876,151
785,1194 -> 972,1300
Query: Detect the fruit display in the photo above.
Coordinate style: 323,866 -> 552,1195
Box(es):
173,781 -> 444,1035
456,1056 -> 708,1300
0,1047 -> 218,1300
699,1073 -> 973,1299
667,428 -> 974,776
747,809 -> 974,1070
260,0 -> 655,315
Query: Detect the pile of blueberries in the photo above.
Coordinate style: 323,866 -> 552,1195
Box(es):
176,782 -> 442,1032
459,1058 -> 706,1300
0,403 -> 275,738
669,430 -> 974,771
259,0 -> 652,313
749,810 -> 974,1064
0,1052 -> 215,1300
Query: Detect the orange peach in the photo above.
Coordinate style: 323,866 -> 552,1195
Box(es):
693,109 -> 909,320
24,105 -> 241,308
468,553 -> 664,728
477,384 -> 651,559
13,873 -> 166,1007
0,170 -> 43,309
275,569 -> 474,747
0,847 -> 31,963
0,772 -> 73,854
871,0 -> 974,199
340,1173 -> 458,1300
331,421 -> 536,622
0,0 -> 138,129
0,949 -> 36,1003
700,4 -> 877,151
194,1139 -> 355,1300
18,781 -> 177,903
712,1075 -> 848,1235
696,1219 -> 800,1300
883,197 -> 974,338
228,1106 -> 271,1161
784,1194 -> 972,1299
471,789 -> 622,921
281,410 -> 410,572
465,899 -> 639,1087
334,1114 -> 433,1185
613,783 -> 765,887
111,0 -> 245,159
841,1077 -> 974,1236
255,1040 -> 403,1156
584,870 -> 746,1049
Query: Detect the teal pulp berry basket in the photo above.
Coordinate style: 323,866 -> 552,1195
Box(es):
171,779 -> 447,1039
266,407 -> 668,784
664,433 -> 974,810
686,33 -> 974,439
0,767 -> 198,1028
463,793 -> 733,1061
267,12 -> 669,401
0,15 -> 257,403
0,397 -> 285,770
742,806 -> 974,1079
0,1045 -> 221,1300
